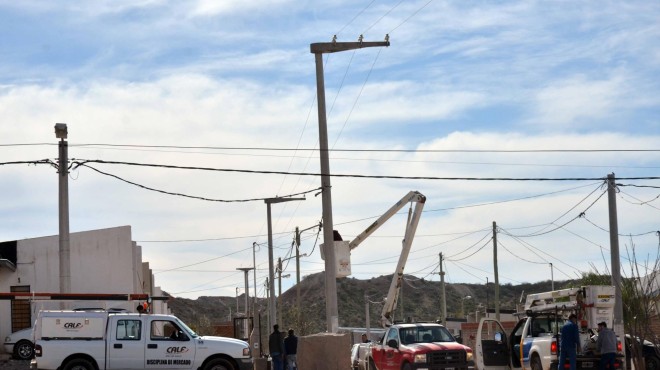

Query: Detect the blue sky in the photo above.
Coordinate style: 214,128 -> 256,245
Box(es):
1,0 -> 659,307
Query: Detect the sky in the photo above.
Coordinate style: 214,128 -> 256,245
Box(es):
0,1 -> 659,306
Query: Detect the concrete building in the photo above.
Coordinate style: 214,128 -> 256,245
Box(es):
0,225 -> 169,352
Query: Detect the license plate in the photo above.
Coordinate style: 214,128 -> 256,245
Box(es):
583,362 -> 593,368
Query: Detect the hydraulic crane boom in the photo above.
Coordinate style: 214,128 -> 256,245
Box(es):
347,191 -> 426,327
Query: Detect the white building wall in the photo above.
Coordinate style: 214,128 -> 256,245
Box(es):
0,225 -> 168,351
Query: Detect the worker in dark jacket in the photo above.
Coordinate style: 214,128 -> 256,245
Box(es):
559,314 -> 582,370
269,325 -> 285,370
284,328 -> 298,370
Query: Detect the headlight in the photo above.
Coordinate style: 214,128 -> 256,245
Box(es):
466,351 -> 473,362
243,347 -> 250,356
414,354 -> 427,363
4,336 -> 10,343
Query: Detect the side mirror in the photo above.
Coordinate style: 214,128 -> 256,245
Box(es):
387,339 -> 399,349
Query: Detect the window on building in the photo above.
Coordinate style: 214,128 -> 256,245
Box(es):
10,285 -> 31,332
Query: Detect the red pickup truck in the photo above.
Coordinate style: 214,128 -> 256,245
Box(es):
358,323 -> 473,370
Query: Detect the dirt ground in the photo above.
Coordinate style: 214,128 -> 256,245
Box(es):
0,358 -> 30,370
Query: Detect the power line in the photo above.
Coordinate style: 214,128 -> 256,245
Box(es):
76,161 -> 322,203
8,143 -> 658,153
70,159 -> 660,181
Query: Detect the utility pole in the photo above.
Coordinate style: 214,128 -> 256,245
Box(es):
439,253 -> 446,324
311,35 -> 390,333
265,278 -> 270,331
252,242 -> 258,317
493,221 -> 500,321
276,257 -> 291,329
236,287 -> 240,313
365,292 -> 371,337
295,227 -> 301,312
607,173 -> 625,368
550,263 -> 554,291
55,123 -> 71,296
486,277 -> 489,318
237,267 -> 253,316
265,197 -> 304,328
277,257 -> 282,327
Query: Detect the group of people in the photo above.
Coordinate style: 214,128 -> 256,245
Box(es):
269,324 -> 298,370
559,314 -> 618,370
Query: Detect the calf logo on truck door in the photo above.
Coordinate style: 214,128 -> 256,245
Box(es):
147,320 -> 194,369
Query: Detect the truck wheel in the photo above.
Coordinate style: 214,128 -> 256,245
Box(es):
204,358 -> 235,370
402,363 -> 412,370
531,356 -> 543,370
645,356 -> 660,370
13,340 -> 34,360
63,358 -> 95,370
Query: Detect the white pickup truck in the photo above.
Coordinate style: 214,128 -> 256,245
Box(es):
475,286 -> 623,370
31,310 -> 252,370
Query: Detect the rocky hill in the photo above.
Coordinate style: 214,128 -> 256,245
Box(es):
167,272 -> 574,335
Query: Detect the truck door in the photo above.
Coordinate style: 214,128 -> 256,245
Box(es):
107,318 -> 145,369
145,318 -> 195,369
476,318 -> 511,370
381,328 -> 401,370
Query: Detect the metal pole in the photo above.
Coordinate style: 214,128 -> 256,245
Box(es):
236,287 -> 240,313
439,253 -> 446,323
56,123 -> 71,296
493,221 -> 500,321
607,173 -> 626,368
310,38 -> 389,332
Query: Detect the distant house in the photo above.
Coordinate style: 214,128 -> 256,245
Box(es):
0,225 -> 169,353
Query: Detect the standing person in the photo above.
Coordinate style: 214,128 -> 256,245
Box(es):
269,325 -> 285,370
284,328 -> 298,370
596,322 -> 617,370
559,314 -> 582,370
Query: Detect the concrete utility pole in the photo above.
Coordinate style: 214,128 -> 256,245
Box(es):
252,242 -> 258,316
295,227 -> 301,312
237,267 -> 253,316
439,253 -> 446,323
276,257 -> 290,329
265,278 -> 270,331
265,197 -> 304,328
365,292 -> 371,337
493,221 -> 500,321
55,123 -> 71,295
310,35 -> 390,333
607,173 -> 625,367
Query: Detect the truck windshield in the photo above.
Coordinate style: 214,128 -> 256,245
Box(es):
175,318 -> 199,338
399,326 -> 455,344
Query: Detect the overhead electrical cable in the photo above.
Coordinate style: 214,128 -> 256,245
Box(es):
75,161 -> 322,203
70,159 -> 660,182
445,236 -> 493,262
